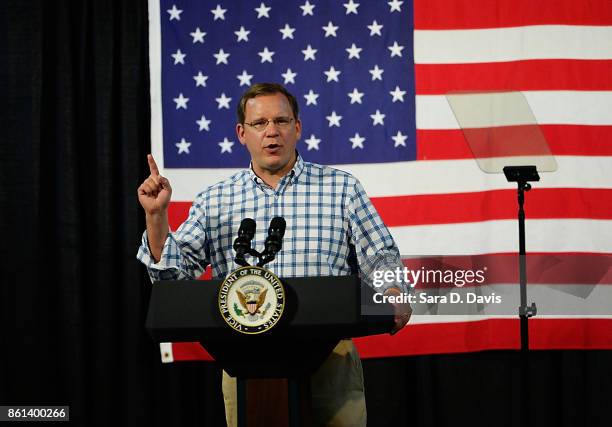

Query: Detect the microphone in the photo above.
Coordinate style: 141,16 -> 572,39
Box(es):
263,217 -> 286,257
233,218 -> 256,266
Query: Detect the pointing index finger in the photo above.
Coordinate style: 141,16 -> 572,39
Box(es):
147,154 -> 160,176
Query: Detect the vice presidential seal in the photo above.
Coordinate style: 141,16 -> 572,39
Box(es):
218,266 -> 286,334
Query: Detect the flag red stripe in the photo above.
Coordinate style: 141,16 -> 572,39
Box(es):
414,0 -> 612,29
172,342 -> 213,361
192,253 -> 612,284
356,319 -> 519,357
401,253 -> 612,286
529,318 -> 612,350
354,318 -> 612,357
371,188 -> 612,226
170,318 -> 612,361
417,126 -> 612,160
168,202 -> 191,231
417,129 -> 473,160
415,60 -> 612,94
182,252 -> 612,286
168,188 -> 612,229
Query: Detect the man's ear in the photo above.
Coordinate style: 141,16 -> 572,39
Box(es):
236,123 -> 246,145
295,119 -> 302,140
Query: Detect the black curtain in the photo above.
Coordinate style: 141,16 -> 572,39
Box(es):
1,1 -> 611,426
1,1 -> 225,425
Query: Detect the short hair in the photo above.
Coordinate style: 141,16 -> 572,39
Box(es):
237,83 -> 300,124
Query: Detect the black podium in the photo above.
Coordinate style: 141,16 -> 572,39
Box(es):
146,275 -> 394,426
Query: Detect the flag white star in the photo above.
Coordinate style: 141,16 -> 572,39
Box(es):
196,115 -> 211,131
350,133 -> 365,149
302,44 -> 317,61
190,27 -> 206,43
370,110 -> 386,125
392,130 -> 408,147
343,0 -> 360,15
369,65 -> 384,81
304,134 -> 321,151
345,43 -> 362,59
167,5 -> 182,21
367,20 -> 383,36
281,68 -> 297,84
174,93 -> 189,109
213,48 -> 230,65
322,21 -> 339,38
347,88 -> 364,104
215,93 -> 232,109
388,0 -> 403,12
304,89 -> 319,106
300,1 -> 315,16
219,137 -> 234,153
172,49 -> 186,65
326,111 -> 343,127
234,26 -> 250,42
258,47 -> 275,63
279,24 -> 296,40
237,70 -> 253,87
255,2 -> 271,18
324,66 -> 341,82
388,41 -> 405,58
175,138 -> 191,154
211,4 -> 227,21
193,71 -> 209,87
389,86 -> 407,102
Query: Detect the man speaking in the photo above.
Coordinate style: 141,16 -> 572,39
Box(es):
137,83 -> 411,426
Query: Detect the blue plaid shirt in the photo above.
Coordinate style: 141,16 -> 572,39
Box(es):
137,154 -> 404,292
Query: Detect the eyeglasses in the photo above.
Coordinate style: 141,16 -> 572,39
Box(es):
244,117 -> 295,131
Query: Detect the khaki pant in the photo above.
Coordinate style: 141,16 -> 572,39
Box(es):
222,340 -> 367,427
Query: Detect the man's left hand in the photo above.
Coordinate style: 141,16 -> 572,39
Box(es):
384,287 -> 412,335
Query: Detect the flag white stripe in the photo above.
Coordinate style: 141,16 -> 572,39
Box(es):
159,342 -> 174,363
391,219 -> 612,254
417,92 -> 612,130
166,156 -> 612,200
415,25 -> 612,64
148,0 -> 165,170
403,284 -> 612,316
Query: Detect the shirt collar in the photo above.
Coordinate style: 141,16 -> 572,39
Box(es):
248,150 -> 305,185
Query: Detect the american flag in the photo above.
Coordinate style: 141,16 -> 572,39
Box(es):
148,0 -> 612,362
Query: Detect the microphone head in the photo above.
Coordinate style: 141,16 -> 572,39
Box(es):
268,217 -> 286,238
238,218 -> 256,240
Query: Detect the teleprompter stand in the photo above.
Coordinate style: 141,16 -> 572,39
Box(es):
503,165 -> 539,353
146,275 -> 394,427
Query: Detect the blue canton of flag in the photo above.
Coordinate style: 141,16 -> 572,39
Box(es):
161,0 -> 415,168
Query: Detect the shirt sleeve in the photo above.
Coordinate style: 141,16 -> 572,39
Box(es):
347,178 -> 409,294
136,195 -> 211,283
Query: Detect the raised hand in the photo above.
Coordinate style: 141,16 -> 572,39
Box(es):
137,154 -> 172,215
138,155 -> 172,262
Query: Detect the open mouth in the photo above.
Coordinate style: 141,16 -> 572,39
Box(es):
264,144 -> 282,153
